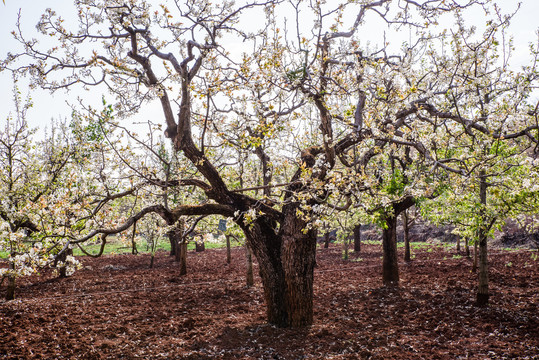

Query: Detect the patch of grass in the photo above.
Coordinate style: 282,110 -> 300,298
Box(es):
72,237 -> 234,257
410,242 -> 433,250
452,254 -> 463,259
363,240 -> 381,246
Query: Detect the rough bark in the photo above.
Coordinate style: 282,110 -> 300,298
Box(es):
353,224 -> 361,253
241,218 -> 289,327
242,204 -> 317,328
280,205 -> 317,327
382,215 -> 400,286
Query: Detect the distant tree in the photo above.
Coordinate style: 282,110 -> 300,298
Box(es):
0,83 -> 79,299
420,14 -> 539,305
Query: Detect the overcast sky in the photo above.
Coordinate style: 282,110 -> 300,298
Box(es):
1,0 -> 538,133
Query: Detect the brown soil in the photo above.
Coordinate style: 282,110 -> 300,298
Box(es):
1,244 -> 538,359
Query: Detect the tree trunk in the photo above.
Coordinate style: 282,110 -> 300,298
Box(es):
5,262 -> 15,301
342,234 -> 349,260
476,172 -> 490,306
382,215 -> 399,286
456,236 -> 461,253
195,241 -> 205,252
465,237 -> 470,257
179,242 -> 187,276
281,209 -> 317,327
174,237 -> 181,262
167,233 -> 177,261
353,224 -> 361,252
57,248 -> 73,279
245,243 -> 254,287
403,210 -> 411,262
243,208 -> 317,328
131,221 -> 138,255
242,218 -> 289,327
476,230 -> 489,306
226,235 -> 231,264
472,241 -> 478,273
169,232 -> 176,257
324,231 -> 330,249
149,254 -> 155,269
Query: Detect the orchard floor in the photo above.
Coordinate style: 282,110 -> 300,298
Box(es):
1,243 -> 538,359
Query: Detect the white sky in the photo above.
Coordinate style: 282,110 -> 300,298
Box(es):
0,0 -> 538,134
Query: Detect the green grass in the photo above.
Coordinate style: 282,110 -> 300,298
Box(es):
72,237 -> 239,257
363,240 -> 381,246
0,237 -> 243,259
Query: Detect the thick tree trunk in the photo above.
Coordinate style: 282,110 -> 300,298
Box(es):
179,242 -> 187,276
402,211 -> 411,262
242,218 -> 289,327
245,244 -> 254,287
382,215 -> 399,286
243,208 -> 317,328
353,224 -> 361,253
280,209 -> 317,327
226,235 -> 231,264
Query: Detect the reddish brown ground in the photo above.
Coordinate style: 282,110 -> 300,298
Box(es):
1,243 -> 538,359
